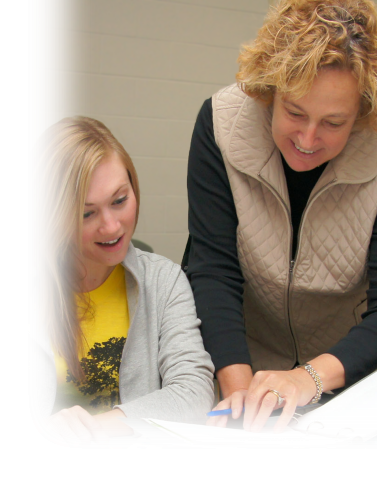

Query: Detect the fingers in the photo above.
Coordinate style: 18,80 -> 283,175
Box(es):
244,390 -> 283,432
230,390 -> 247,419
206,389 -> 247,427
273,399 -> 297,432
47,406 -> 108,445
210,370 -> 311,433
243,371 -> 300,432
206,398 -> 231,427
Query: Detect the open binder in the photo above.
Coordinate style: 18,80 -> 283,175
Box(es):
290,370 -> 377,442
122,372 -> 377,447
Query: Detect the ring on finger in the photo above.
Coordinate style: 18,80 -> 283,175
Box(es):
268,389 -> 285,406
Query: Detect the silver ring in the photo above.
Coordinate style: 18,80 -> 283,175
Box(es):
268,389 -> 285,406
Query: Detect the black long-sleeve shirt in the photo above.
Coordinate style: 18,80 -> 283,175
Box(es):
186,98 -> 377,387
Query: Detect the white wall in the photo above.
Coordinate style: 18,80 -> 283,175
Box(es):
49,0 -> 270,263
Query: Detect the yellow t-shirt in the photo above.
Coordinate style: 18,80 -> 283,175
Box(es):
53,264 -> 129,414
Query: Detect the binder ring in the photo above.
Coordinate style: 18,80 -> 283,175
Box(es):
305,421 -> 325,436
291,413 -> 302,423
335,428 -> 355,441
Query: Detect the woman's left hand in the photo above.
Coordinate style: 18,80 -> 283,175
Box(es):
243,368 -> 317,432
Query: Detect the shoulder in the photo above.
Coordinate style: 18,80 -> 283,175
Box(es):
212,83 -> 249,110
195,84 -> 250,130
133,249 -> 196,317
134,249 -> 184,287
135,248 -> 178,269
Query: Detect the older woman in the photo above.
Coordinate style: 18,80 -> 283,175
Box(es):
35,117 -> 214,443
185,0 -> 377,431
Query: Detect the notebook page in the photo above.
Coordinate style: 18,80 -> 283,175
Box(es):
136,418 -> 347,447
291,370 -> 377,442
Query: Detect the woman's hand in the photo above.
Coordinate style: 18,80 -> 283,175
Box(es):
207,368 -> 314,430
242,368 -> 317,432
211,355 -> 345,432
206,389 -> 248,427
38,406 -> 110,447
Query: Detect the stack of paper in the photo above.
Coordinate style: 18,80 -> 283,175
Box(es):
117,371 -> 377,448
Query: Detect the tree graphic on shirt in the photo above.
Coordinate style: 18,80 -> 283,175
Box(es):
67,336 -> 126,409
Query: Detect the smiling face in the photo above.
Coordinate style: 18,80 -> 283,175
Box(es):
79,151 -> 137,291
271,68 -> 360,172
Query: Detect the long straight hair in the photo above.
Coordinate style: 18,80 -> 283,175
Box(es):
39,117 -> 140,379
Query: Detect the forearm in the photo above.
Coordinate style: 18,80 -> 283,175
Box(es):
216,364 -> 253,398
187,99 -> 250,370
93,408 -> 134,437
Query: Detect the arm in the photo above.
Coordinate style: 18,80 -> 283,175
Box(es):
326,215 -> 377,386
211,212 -> 377,431
186,99 -> 251,389
116,259 -> 214,424
242,218 -> 377,432
44,259 -> 213,431
216,364 -> 253,399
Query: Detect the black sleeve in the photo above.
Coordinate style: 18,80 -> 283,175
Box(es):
327,216 -> 377,387
186,98 -> 251,371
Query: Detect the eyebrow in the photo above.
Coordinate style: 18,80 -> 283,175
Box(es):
85,183 -> 130,206
284,100 -> 349,118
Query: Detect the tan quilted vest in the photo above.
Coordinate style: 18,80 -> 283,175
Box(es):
213,84 -> 377,372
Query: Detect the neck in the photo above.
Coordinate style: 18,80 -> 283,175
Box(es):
66,251 -> 116,292
80,265 -> 116,292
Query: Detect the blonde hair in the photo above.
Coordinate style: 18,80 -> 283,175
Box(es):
39,117 -> 140,378
237,0 -> 377,128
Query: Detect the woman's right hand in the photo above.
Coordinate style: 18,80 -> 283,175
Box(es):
36,406 -> 110,447
206,389 -> 248,427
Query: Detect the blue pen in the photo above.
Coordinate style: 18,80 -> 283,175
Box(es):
206,407 -> 245,417
207,403 -> 320,417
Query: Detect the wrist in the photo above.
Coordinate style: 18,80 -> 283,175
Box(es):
216,364 -> 252,398
295,354 -> 346,404
309,354 -> 346,391
95,408 -> 132,437
295,363 -> 323,404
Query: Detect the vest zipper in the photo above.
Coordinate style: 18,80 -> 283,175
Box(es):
287,177 -> 338,363
257,173 -> 338,365
257,173 -> 298,363
289,260 -> 295,280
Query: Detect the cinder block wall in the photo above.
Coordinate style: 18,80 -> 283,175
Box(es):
51,0 -> 270,263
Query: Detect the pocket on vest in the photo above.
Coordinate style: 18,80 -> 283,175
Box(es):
353,298 -> 367,324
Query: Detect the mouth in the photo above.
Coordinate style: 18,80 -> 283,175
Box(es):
96,235 -> 123,247
294,143 -> 315,155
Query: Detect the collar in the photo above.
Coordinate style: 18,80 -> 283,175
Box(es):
225,92 -> 377,199
121,242 -> 140,323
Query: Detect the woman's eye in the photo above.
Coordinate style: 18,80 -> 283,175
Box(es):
326,121 -> 343,128
113,195 -> 128,206
288,111 -> 302,117
83,211 -> 93,219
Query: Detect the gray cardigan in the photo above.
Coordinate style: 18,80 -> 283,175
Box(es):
34,244 -> 214,424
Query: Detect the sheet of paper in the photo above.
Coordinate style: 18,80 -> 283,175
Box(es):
291,370 -> 377,442
122,417 -> 347,448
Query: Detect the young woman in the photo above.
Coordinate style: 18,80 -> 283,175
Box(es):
184,0 -> 377,431
35,116 -> 214,443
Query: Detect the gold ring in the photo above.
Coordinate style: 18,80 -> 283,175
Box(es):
268,389 -> 285,406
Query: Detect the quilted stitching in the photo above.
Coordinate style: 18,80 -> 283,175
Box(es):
213,84 -> 377,370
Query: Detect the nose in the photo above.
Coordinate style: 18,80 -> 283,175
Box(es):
297,123 -> 318,150
98,210 -> 121,236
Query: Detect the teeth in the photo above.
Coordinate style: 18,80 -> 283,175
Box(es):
295,143 -> 314,154
101,238 -> 119,245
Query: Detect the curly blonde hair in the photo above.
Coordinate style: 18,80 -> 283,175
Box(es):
237,0 -> 377,128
